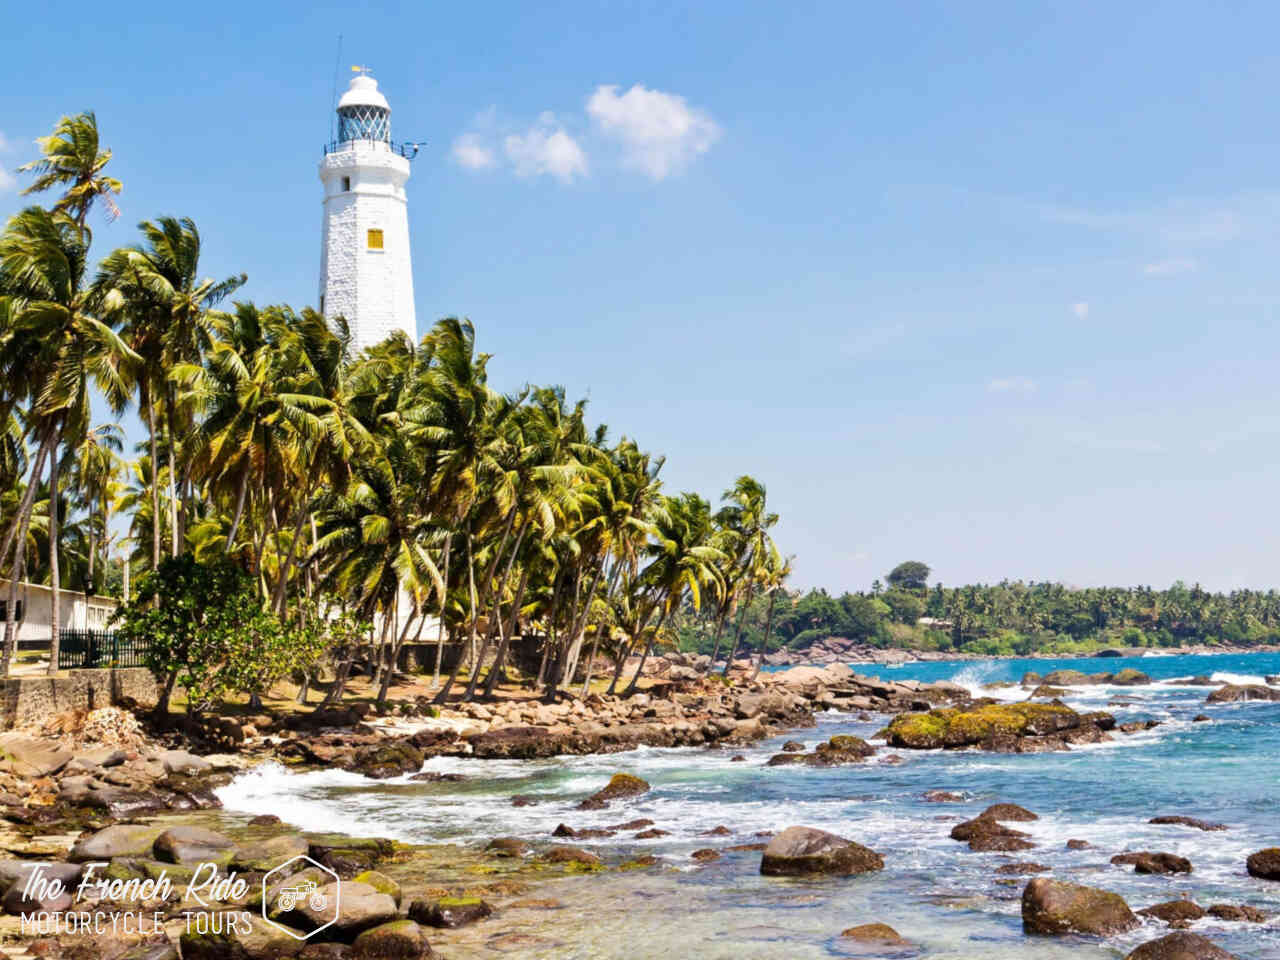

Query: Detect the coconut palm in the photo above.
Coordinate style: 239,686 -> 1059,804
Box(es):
17,112 -> 122,233
0,207 -> 133,674
98,216 -> 245,561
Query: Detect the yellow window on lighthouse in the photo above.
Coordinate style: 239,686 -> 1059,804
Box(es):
367,228 -> 384,250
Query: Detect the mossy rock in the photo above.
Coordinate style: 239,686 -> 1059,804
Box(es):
355,869 -> 402,906
886,702 -> 1082,749
1111,668 -> 1151,685
351,918 -> 432,958
578,772 -> 650,808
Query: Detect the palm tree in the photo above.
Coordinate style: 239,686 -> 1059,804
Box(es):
17,112 -> 122,233
98,216 -> 245,560
622,492 -> 724,696
71,422 -> 124,595
718,476 -> 779,676
0,207 -> 133,674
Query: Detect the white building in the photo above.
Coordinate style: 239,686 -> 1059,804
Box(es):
0,581 -> 119,644
318,71 -> 418,353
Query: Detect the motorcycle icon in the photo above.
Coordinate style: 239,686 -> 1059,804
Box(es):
276,879 -> 327,913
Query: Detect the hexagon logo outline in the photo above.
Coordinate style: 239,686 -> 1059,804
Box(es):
261,854 -> 341,941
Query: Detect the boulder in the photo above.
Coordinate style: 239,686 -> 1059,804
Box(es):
352,919 -> 433,958
759,826 -> 884,877
691,848 -> 721,862
354,870 -> 402,907
2,874 -> 75,916
1138,900 -> 1206,928
408,897 -> 492,928
153,826 -> 236,864
981,803 -> 1038,822
577,772 -> 650,808
0,861 -> 81,891
1066,839 -> 1092,850
995,862 -> 1049,875
181,913 -> 306,959
1245,848 -> 1280,880
288,881 -> 396,935
1149,816 -> 1227,832
0,733 -> 72,777
1020,877 -> 1139,935
307,834 -> 394,878
1111,669 -> 1151,685
539,846 -> 601,866
781,740 -> 806,752
348,741 -> 425,779
68,824 -> 165,863
1123,932 -> 1239,960
1206,684 -> 1280,703
839,923 -> 911,947
1018,885 -> 1141,936
922,790 -> 964,802
231,833 -> 309,872
950,816 -> 1034,851
1110,852 -> 1192,875
156,750 -> 213,775
885,702 -> 1096,750
485,837 -> 529,858
1206,904 -> 1268,922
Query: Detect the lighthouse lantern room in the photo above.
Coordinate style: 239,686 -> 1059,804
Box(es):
318,70 -> 417,353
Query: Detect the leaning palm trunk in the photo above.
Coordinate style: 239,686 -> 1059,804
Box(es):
463,517 -> 529,701
484,567 -> 531,696
145,395 -> 162,571
706,609 -> 729,671
579,629 -> 605,697
376,605 -> 418,707
0,431 -> 54,676
721,582 -> 756,677
561,560 -> 606,686
224,465 -> 251,554
431,534 -> 452,688
623,606 -> 671,697
47,428 -> 63,676
433,529 -> 478,705
272,486 -> 313,615
751,590 -> 779,680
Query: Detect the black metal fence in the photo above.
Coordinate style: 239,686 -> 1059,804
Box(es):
56,629 -> 149,670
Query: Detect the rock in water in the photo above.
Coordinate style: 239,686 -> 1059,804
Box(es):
577,772 -> 650,809
1110,852 -> 1192,875
352,918 -> 434,958
1206,684 -> 1280,703
980,803 -> 1038,821
1149,816 -> 1227,832
408,897 -> 493,928
1138,900 -> 1206,928
760,826 -> 884,877
1206,904 -> 1268,922
1021,877 -> 1139,935
1246,848 -> 1280,880
1124,932 -> 1239,960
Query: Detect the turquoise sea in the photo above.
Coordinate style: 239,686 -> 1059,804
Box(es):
220,652 -> 1280,959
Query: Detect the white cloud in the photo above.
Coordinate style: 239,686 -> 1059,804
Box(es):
1143,257 -> 1197,276
450,133 -> 496,170
1072,301 -> 1090,319
586,84 -> 720,180
987,376 -> 1037,394
504,116 -> 588,183
0,132 -> 14,192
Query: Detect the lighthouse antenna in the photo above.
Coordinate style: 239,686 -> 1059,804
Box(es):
328,34 -> 343,142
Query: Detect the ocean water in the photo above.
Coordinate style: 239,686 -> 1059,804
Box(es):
218,652 -> 1280,959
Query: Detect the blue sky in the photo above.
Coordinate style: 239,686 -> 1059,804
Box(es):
5,0 -> 1280,591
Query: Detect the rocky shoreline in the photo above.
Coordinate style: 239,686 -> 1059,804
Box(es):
0,661 -> 1276,957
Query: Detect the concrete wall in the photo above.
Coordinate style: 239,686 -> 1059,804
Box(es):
0,667 -> 157,729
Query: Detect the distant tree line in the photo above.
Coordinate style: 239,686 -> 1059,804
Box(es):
676,561 -> 1280,658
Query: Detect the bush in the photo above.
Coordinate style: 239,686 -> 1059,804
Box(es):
113,554 -> 305,714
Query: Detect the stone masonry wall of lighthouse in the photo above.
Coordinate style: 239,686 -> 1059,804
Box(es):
318,142 -> 416,352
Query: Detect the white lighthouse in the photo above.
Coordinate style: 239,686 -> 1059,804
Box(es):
318,70 -> 417,353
